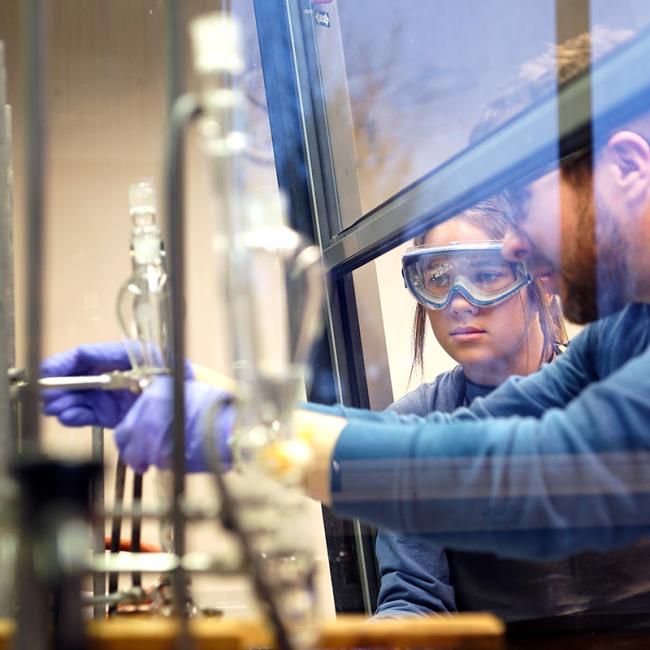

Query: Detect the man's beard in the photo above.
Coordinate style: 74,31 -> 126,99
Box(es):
560,186 -> 632,324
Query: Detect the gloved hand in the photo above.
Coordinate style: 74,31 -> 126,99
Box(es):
114,377 -> 236,474
41,342 -> 139,428
40,342 -> 193,428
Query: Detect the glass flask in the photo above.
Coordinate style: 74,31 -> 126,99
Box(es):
116,181 -> 170,376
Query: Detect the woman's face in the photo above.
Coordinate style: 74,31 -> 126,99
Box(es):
423,219 -> 539,380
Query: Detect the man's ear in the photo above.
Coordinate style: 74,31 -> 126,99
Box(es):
604,130 -> 650,207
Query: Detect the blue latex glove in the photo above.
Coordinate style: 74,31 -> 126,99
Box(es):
40,342 -> 192,429
114,377 -> 236,474
41,342 -> 139,428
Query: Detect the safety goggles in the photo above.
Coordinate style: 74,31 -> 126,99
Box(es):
402,241 -> 532,309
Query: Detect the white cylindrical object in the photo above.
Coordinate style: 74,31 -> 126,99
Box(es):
133,232 -> 162,265
129,180 -> 157,225
190,12 -> 245,76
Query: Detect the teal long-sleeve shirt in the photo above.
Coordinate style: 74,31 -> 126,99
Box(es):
308,303 -> 650,560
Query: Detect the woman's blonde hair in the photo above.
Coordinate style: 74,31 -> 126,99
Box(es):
409,199 -> 567,382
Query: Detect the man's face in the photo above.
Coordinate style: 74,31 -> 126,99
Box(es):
504,163 -> 631,324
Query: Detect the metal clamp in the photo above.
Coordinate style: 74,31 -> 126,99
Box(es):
8,367 -> 160,399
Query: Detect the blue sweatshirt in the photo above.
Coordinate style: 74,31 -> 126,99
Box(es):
374,366 -> 650,624
307,303 -> 650,560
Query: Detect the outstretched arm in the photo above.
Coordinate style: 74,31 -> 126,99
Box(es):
297,327 -> 650,559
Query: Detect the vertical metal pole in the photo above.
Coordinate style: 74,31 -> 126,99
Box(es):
351,521 -> 372,615
108,459 -> 126,616
555,1 -> 595,313
91,427 -> 106,620
22,0 -> 46,452
0,42 -> 17,624
555,0 -> 592,153
555,0 -> 591,45
3,104 -> 18,451
131,473 -> 143,588
15,2 -> 49,649
164,0 -> 191,630
0,45 -> 12,473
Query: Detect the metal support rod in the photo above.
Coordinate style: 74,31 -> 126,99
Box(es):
164,0 -> 192,629
0,42 -> 16,625
164,93 -> 202,627
0,46 -> 13,473
91,427 -> 106,619
90,550 -> 243,575
22,0 -> 46,452
554,1 -> 595,309
3,104 -> 18,451
98,503 -> 219,520
352,520 -> 372,615
555,0 -> 592,160
131,472 -> 143,587
165,0 -> 184,110
15,2 -> 49,649
108,459 -> 127,616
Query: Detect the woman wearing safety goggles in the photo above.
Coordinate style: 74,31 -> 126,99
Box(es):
402,242 -> 543,385
401,211 -> 566,387
376,200 -> 572,622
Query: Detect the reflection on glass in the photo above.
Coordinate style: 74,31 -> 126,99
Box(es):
372,203 -> 569,622
116,181 -> 170,376
312,0 -> 650,222
0,0 -> 337,626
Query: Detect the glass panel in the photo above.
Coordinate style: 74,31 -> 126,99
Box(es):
311,0 -> 650,228
352,250 -> 458,410
375,244 -> 456,401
